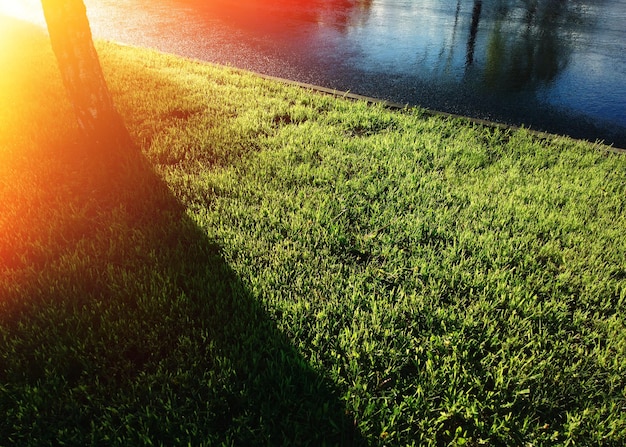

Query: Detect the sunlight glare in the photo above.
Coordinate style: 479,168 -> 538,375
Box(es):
0,0 -> 45,26
0,8 -> 52,155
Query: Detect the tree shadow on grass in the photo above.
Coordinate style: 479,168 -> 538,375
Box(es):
0,145 -> 365,446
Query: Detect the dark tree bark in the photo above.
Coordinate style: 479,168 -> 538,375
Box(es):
41,0 -> 133,150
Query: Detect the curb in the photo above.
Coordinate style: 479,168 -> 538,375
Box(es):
255,72 -> 626,155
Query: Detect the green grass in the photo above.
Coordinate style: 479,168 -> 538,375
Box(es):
1,16 -> 626,446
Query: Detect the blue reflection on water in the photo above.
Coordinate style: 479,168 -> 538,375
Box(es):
332,1 -> 624,144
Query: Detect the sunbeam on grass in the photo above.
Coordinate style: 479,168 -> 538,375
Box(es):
1,14 -> 625,447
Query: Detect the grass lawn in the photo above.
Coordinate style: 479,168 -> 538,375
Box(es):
1,15 -> 625,447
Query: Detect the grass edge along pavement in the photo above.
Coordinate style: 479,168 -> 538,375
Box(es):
254,72 -> 626,155
2,15 -> 626,446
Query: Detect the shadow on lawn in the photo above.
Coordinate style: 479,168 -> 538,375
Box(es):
0,144 -> 364,446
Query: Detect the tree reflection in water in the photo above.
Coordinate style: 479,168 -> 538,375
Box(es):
480,0 -> 587,92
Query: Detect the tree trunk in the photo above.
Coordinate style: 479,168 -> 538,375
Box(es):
41,0 -> 132,150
